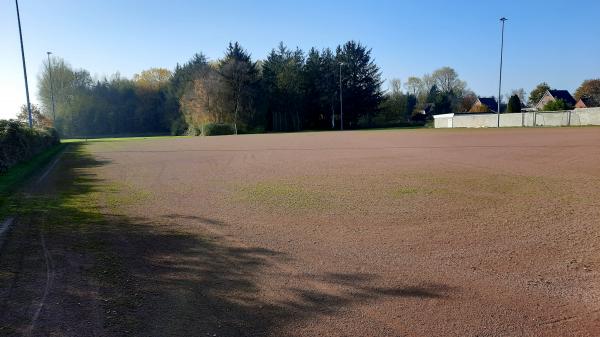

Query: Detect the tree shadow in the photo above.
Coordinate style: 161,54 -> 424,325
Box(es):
0,143 -> 457,337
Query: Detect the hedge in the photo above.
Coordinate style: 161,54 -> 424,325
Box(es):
201,123 -> 236,136
0,120 -> 61,173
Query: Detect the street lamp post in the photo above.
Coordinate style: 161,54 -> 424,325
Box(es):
497,17 -> 507,128
15,0 -> 33,128
339,62 -> 345,131
47,52 -> 56,122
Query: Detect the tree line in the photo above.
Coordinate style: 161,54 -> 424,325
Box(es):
36,41 -> 386,136
32,41 -> 600,137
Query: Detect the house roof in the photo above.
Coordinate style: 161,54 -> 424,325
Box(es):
548,90 -> 576,106
477,97 -> 498,112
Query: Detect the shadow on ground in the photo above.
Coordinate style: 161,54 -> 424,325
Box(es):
0,143 -> 455,337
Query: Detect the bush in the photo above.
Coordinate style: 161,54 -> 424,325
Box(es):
185,126 -> 201,136
0,120 -> 60,173
201,123 -> 236,136
170,117 -> 188,136
542,99 -> 571,111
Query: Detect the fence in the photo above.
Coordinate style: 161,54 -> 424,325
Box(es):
433,107 -> 600,128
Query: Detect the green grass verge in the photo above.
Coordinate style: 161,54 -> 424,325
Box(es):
62,135 -> 191,143
0,143 -> 67,217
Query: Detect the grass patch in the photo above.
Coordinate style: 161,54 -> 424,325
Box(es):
235,180 -> 328,210
103,182 -> 153,213
389,186 -> 420,197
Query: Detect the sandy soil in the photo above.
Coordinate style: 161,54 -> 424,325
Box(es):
3,127 -> 600,336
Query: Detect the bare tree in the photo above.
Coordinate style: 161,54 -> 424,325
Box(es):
431,67 -> 466,95
422,74 -> 436,93
404,77 -> 423,96
389,78 -> 402,96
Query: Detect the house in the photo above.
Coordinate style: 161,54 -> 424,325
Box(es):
575,96 -> 598,109
534,90 -> 576,110
469,97 -> 498,113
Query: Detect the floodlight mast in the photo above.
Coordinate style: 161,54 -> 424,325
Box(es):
15,0 -> 33,128
498,17 -> 508,128
339,62 -> 345,131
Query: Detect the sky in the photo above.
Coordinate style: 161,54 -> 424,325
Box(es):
1,0 -> 600,119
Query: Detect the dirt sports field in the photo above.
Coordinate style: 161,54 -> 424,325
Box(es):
1,127 -> 600,336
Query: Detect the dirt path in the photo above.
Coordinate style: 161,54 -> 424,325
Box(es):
2,128 -> 600,336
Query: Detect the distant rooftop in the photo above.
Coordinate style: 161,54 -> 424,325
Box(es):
478,97 -> 498,112
548,90 -> 576,106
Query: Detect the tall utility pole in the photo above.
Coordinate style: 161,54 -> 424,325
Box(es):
15,0 -> 33,128
47,52 -> 56,121
339,62 -> 345,131
497,17 -> 508,128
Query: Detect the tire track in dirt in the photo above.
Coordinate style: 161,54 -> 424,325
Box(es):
24,231 -> 55,337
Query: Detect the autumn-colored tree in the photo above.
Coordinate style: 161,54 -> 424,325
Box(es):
17,104 -> 53,128
133,68 -> 172,90
574,79 -> 600,105
180,66 -> 228,131
460,91 -> 477,112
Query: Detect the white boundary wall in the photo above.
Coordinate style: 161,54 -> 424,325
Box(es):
433,108 -> 600,128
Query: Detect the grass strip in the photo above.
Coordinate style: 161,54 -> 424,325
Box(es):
0,143 -> 67,217
62,135 -> 190,143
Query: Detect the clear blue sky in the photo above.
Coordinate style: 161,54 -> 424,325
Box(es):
2,0 -> 599,119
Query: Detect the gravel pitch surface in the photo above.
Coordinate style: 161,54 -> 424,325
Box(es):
14,128 -> 600,336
